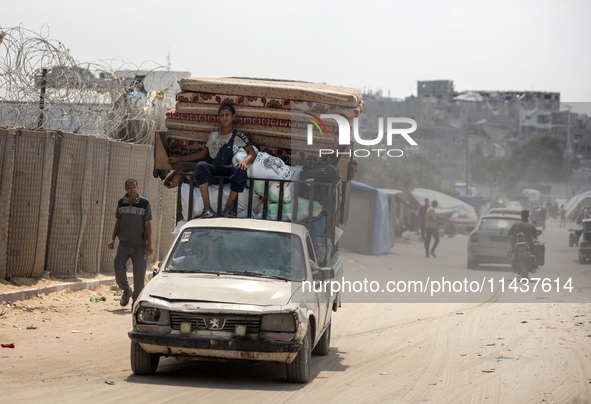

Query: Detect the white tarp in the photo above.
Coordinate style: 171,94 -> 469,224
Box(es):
452,92 -> 484,102
411,188 -> 477,219
522,188 -> 541,203
377,188 -> 403,196
564,191 -> 591,221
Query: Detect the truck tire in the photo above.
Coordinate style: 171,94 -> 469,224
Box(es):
130,341 -> 159,375
286,326 -> 311,383
569,233 -> 576,247
312,322 -> 331,356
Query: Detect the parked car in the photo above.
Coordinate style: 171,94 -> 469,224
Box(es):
578,219 -> 591,263
505,201 -> 523,211
467,214 -> 523,269
128,218 -> 341,383
486,208 -> 522,216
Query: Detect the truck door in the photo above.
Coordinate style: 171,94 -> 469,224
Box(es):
307,234 -> 331,335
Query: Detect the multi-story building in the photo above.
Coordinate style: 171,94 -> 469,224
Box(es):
358,80 -> 590,191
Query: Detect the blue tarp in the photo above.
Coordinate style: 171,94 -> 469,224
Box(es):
350,181 -> 391,255
459,195 -> 487,208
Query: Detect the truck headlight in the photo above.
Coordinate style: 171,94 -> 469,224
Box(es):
261,314 -> 296,332
137,307 -> 162,325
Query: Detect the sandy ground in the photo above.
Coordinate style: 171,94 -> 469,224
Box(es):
0,273 -> 118,293
2,218 -> 591,403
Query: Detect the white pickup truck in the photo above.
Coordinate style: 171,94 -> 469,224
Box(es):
141,77 -> 358,382
128,217 -> 342,382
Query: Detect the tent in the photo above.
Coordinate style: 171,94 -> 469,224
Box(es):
410,188 -> 477,219
378,188 -> 410,237
339,181 -> 391,255
564,191 -> 591,221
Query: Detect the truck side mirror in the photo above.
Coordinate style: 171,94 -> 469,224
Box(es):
316,267 -> 335,281
153,261 -> 162,277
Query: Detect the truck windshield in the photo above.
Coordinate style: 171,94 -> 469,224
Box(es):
164,228 -> 307,281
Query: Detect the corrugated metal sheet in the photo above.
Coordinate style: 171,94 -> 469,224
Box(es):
0,128 -> 173,279
0,128 -> 16,278
45,132 -> 89,276
77,136 -> 110,274
7,130 -> 54,277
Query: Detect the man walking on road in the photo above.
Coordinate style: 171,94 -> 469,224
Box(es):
108,179 -> 153,307
560,205 -> 567,228
424,200 -> 439,258
419,198 -> 429,241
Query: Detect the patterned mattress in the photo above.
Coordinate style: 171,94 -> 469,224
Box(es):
159,77 -> 361,171
179,77 -> 361,104
173,103 -> 350,126
176,92 -> 364,119
164,117 -> 340,138
166,111 -> 341,134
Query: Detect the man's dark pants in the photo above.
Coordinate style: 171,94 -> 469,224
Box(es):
194,162 -> 247,193
424,228 -> 439,255
114,243 -> 147,302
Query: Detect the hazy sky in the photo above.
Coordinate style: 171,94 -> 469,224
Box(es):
3,0 -> 590,103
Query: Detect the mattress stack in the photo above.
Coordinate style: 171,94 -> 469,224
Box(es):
162,77 -> 364,168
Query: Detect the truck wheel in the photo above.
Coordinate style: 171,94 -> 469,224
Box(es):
286,326 -> 311,383
312,322 -> 331,356
332,293 -> 340,312
569,233 -> 576,247
467,257 -> 478,269
130,341 -> 159,375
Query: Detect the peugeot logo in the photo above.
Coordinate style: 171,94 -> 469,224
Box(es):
203,317 -> 225,330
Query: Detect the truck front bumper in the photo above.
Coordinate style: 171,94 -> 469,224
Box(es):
129,331 -> 302,363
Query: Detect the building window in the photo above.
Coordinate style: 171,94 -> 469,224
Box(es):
537,115 -> 550,124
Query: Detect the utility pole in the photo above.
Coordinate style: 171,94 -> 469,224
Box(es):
464,119 -> 487,197
465,130 -> 470,196
37,68 -> 48,130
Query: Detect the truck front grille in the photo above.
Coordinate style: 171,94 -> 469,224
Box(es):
170,312 -> 261,334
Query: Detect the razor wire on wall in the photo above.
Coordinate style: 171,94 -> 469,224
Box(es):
0,25 -> 184,144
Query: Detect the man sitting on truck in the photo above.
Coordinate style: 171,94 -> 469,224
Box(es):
169,104 -> 257,218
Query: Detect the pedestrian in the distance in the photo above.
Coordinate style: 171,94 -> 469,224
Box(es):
424,200 -> 439,258
419,198 -> 429,241
108,179 -> 154,307
560,205 -> 566,228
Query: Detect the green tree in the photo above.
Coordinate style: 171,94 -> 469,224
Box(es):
470,154 -> 517,195
357,154 -> 439,191
509,133 -> 567,183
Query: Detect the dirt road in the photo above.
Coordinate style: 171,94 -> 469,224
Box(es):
2,218 -> 591,403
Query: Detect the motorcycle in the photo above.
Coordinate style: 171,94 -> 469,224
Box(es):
509,231 -> 545,279
531,210 -> 547,230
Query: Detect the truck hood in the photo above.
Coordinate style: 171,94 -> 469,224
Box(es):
146,274 -> 297,306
